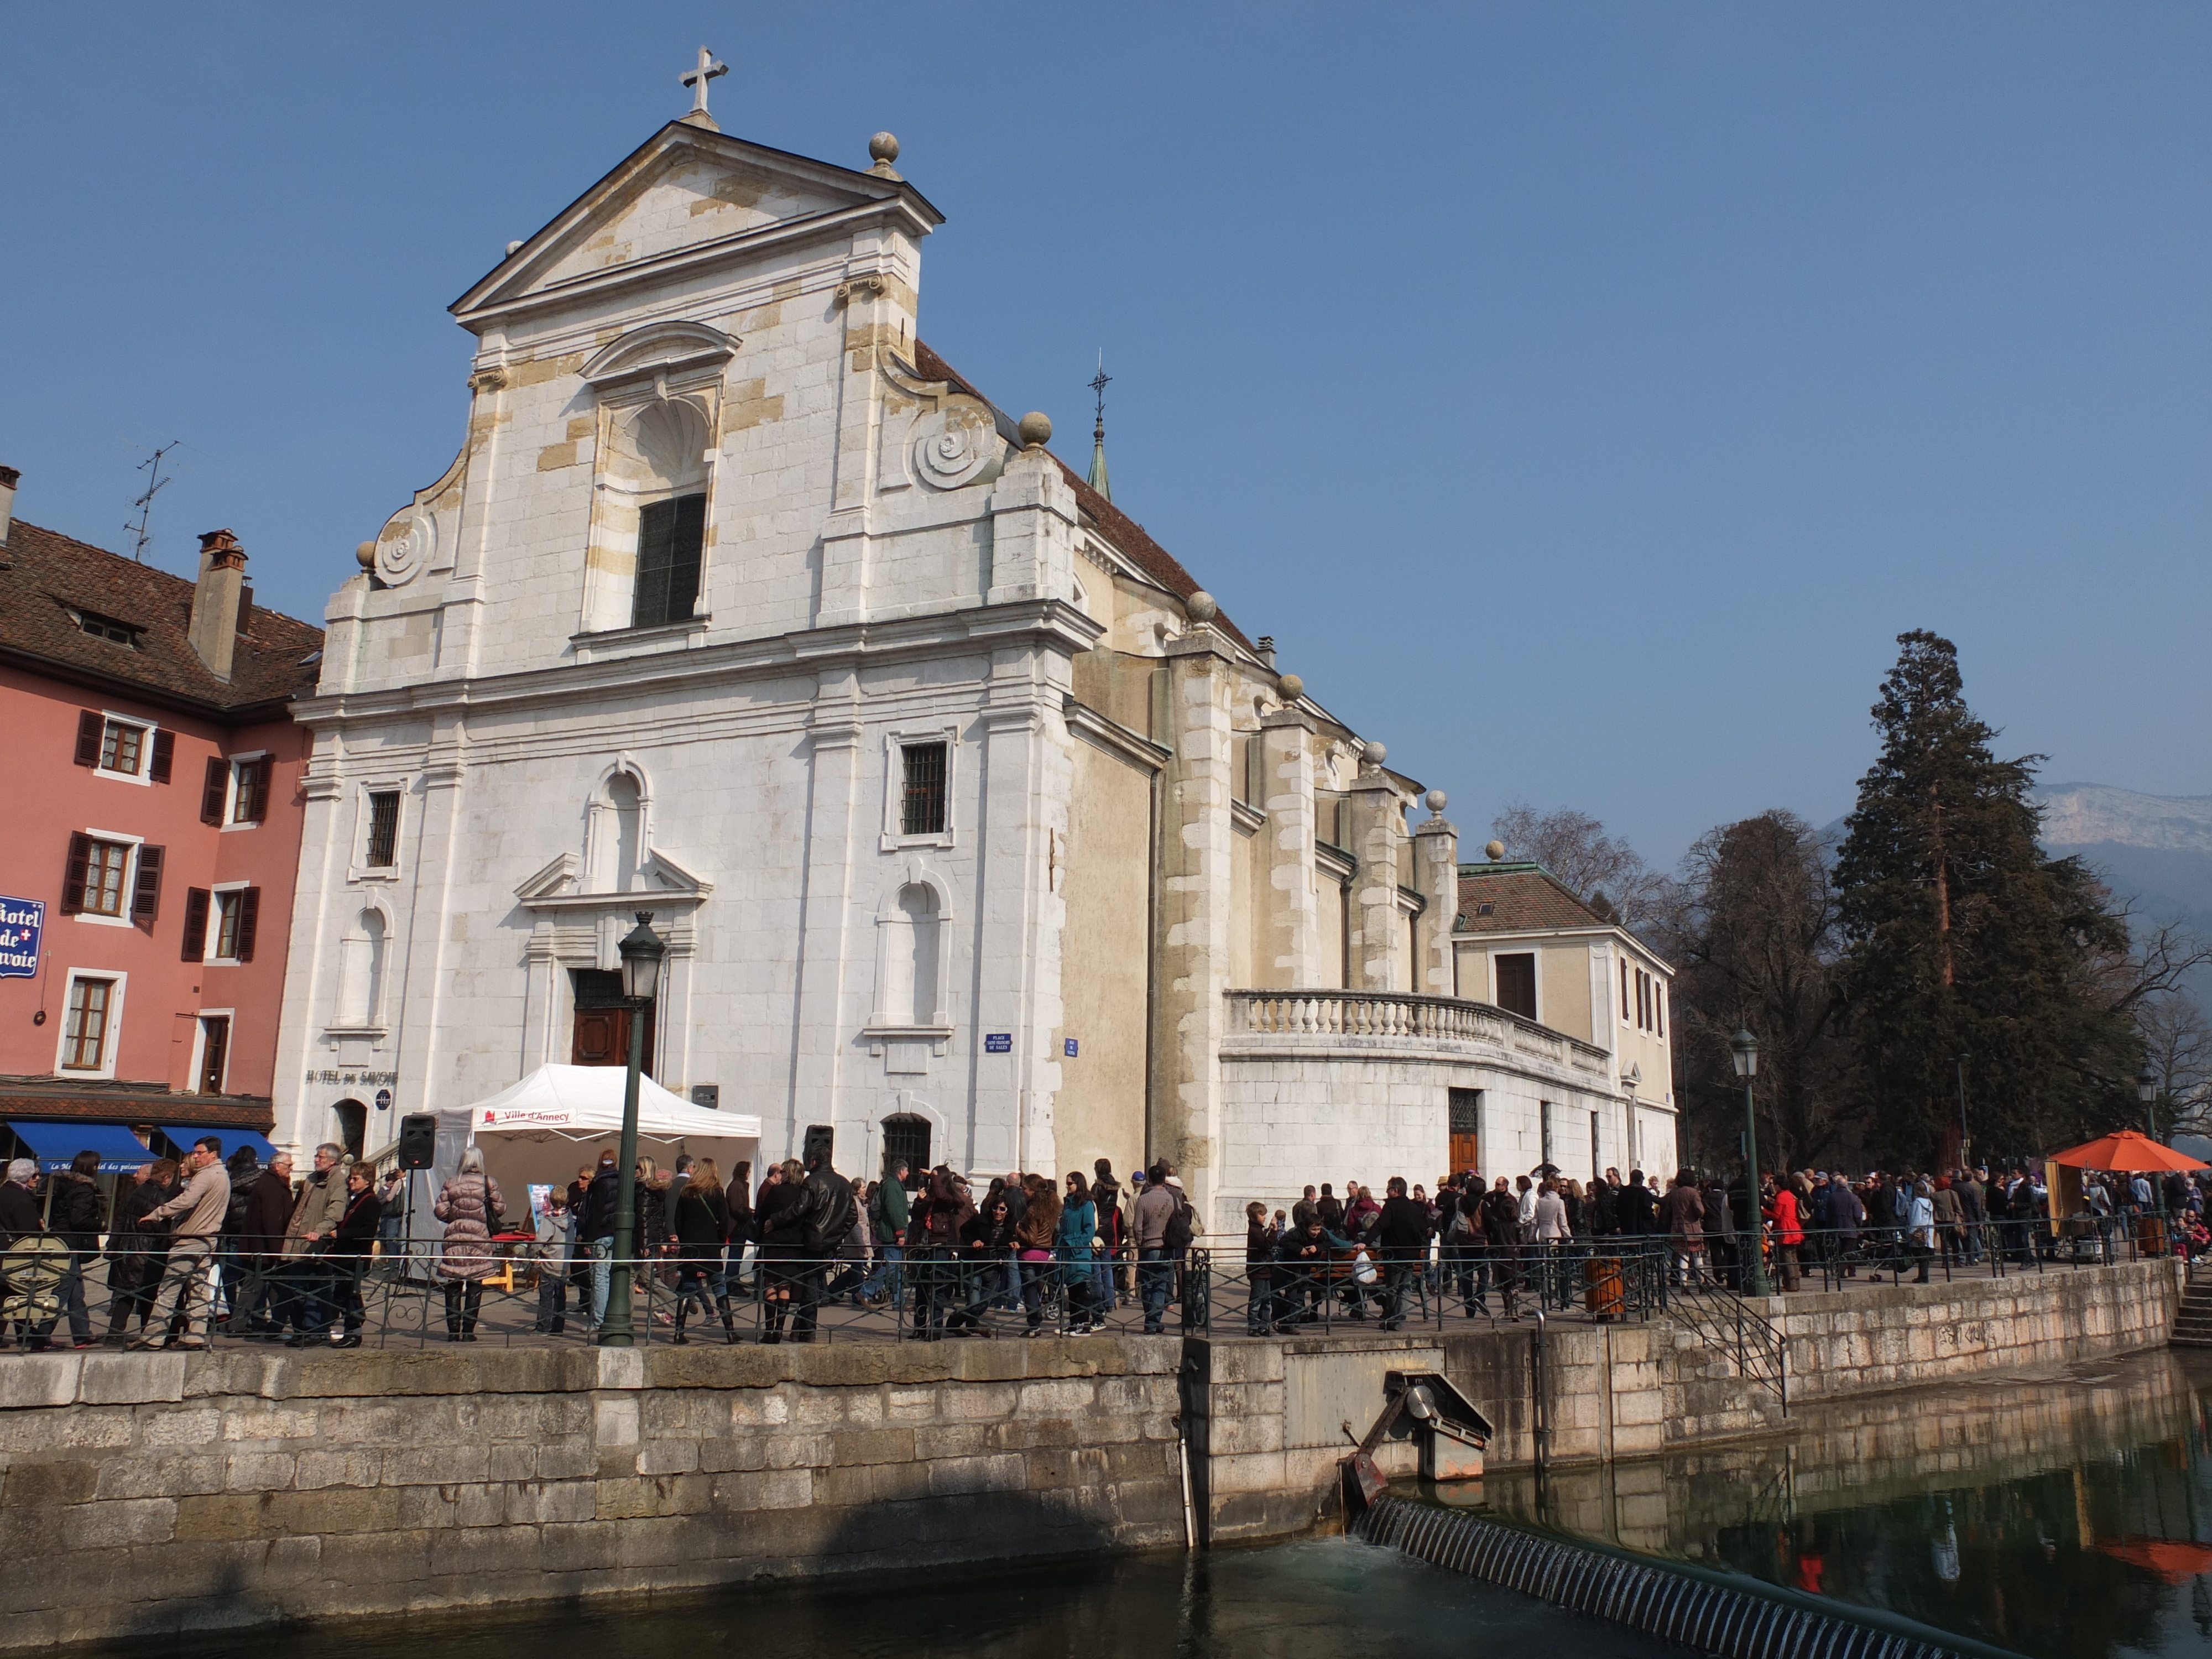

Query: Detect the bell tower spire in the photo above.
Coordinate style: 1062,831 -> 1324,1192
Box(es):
1086,352 -> 1112,502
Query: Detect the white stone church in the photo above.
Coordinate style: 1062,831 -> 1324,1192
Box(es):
272,77 -> 1677,1227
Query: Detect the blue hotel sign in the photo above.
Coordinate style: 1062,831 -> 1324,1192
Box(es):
0,898 -> 43,979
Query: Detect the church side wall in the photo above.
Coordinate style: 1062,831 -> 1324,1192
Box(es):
1054,735 -> 1154,1178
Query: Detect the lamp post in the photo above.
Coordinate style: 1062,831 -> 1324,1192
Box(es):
1731,1027 -> 1772,1297
1955,1054 -> 1970,1167
598,911 -> 665,1349
2138,1062 -> 2161,1143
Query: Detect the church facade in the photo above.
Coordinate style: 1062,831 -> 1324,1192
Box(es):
271,98 -> 1674,1225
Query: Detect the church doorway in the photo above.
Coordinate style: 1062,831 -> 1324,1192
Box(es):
571,969 -> 655,1077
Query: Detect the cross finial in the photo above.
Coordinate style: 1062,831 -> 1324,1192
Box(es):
1089,352 -> 1112,436
681,45 -> 729,127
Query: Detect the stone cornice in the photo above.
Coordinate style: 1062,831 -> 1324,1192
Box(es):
293,600 -> 1101,731
1062,698 -> 1169,772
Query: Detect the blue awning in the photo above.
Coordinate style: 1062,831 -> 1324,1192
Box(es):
5,1120 -> 155,1174
162,1125 -> 278,1166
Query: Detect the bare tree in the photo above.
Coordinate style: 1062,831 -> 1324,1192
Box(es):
1490,802 -> 1663,928
2141,992 -> 2212,1138
1655,811 -> 1856,1171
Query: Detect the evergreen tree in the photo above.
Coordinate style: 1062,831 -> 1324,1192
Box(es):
1834,631 -> 2138,1164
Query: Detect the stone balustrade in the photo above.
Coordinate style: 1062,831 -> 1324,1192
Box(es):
1224,988 -> 1610,1073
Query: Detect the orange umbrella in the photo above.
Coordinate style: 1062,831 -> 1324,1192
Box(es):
2095,1537 -> 2212,1583
2048,1130 -> 2208,1173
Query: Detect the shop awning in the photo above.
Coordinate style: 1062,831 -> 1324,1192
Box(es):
4,1120 -> 155,1174
161,1125 -> 279,1166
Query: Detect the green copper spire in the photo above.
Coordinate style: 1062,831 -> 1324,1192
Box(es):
1087,352 -> 1112,502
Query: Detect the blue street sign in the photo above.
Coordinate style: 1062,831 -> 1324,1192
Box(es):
374,1088 -> 393,1112
984,1033 -> 1012,1053
0,898 -> 44,980
1065,1038 -> 1079,1057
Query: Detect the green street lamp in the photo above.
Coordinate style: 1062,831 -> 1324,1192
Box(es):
1731,1027 -> 1772,1297
2138,1063 -> 2161,1143
598,911 -> 666,1349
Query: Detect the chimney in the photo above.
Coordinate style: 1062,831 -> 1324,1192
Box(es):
0,465 -> 18,547
188,529 -> 247,681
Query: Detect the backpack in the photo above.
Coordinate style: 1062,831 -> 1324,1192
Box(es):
1162,1190 -> 1194,1254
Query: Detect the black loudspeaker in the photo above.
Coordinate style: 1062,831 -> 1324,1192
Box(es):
395,1114 -> 437,1170
803,1123 -> 834,1169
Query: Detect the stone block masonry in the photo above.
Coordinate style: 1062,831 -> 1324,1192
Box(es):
0,1261 -> 2178,1650
0,1338 -> 1186,1651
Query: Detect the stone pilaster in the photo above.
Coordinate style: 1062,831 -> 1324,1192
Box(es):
1156,624 -> 1237,1226
985,434 -> 1077,608
1345,745 -> 1406,993
1414,792 -> 1459,998
789,672 -> 864,1154
393,717 -> 470,1118
1259,708 -> 1319,987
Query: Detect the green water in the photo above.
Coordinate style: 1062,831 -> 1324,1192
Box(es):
1478,1348 -> 2212,1658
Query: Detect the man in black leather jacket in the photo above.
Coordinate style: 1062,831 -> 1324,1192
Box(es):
786,1151 -> 855,1343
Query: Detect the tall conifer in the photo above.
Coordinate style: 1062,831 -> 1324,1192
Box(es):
1835,632 -> 2137,1163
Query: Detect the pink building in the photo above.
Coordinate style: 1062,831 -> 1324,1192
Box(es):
0,467 -> 323,1168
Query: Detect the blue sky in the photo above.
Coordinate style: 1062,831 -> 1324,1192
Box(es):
3,4 -> 2205,865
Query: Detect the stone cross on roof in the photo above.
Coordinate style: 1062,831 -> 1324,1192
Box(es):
681,46 -> 728,128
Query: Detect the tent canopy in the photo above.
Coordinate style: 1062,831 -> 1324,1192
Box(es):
2048,1130 -> 2207,1173
403,1065 -> 761,1207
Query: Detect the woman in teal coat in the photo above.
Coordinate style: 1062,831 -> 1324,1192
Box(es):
1056,1172 -> 1100,1335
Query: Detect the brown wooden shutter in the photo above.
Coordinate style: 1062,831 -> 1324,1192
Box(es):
201,757 -> 228,825
246,756 -> 273,822
131,845 -> 164,926
74,711 -> 102,768
60,833 -> 92,914
148,729 -> 175,784
234,887 -> 260,962
181,889 -> 210,961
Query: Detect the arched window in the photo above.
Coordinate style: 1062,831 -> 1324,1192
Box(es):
587,770 -> 647,892
337,909 -> 387,1027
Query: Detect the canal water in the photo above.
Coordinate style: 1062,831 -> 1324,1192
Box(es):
122,1350 -> 2212,1659
1475,1347 -> 2212,1658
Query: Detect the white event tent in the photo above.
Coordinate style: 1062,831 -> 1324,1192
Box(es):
402,1065 -> 761,1220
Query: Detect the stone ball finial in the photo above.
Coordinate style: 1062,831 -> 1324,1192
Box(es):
505,239 -> 524,257
869,131 -> 900,166
1186,590 -> 1218,623
1363,740 -> 1387,767
356,540 -> 377,571
1426,789 -> 1448,813
1018,410 -> 1052,449
1485,839 -> 1506,861
1276,672 -> 1304,701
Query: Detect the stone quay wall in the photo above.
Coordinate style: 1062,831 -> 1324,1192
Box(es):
0,1337 -> 1186,1652
0,1259 -> 2178,1650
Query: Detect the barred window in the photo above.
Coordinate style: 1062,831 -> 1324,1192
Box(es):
365,790 -> 400,868
900,742 -> 947,836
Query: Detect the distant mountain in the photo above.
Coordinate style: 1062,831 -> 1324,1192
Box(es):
2033,784 -> 2212,1004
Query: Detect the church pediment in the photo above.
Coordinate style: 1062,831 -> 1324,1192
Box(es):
515,847 -> 713,911
453,124 -> 942,322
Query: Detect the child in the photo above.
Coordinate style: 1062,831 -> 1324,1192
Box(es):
532,1194 -> 571,1334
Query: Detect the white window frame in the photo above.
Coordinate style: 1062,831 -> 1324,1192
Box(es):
93,712 -> 157,786
186,1008 -> 237,1094
880,726 -> 961,852
55,967 -> 128,1079
350,781 -> 407,881
203,880 -> 252,965
72,827 -> 144,930
223,749 -> 270,830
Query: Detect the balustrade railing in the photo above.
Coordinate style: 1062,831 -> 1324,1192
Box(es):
1225,988 -> 1608,1072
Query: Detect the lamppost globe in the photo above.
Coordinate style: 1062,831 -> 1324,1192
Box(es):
2136,1065 -> 2158,1107
1730,1028 -> 1759,1079
1729,1027 -> 1771,1297
619,912 -> 666,1000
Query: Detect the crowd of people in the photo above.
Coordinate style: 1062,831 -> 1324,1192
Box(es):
5,1133 -> 2205,1352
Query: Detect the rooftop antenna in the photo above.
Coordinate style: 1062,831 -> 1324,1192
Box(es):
1087,352 -> 1112,502
126,441 -> 180,562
